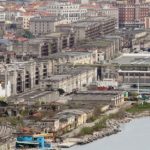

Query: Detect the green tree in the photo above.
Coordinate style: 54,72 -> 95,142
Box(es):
22,30 -> 34,39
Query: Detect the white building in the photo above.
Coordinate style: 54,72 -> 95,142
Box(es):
81,0 -> 89,4
47,2 -> 87,23
21,15 -> 34,29
0,6 -> 5,21
0,81 -> 11,97
41,67 -> 97,93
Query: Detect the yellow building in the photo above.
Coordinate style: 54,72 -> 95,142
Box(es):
22,15 -> 34,29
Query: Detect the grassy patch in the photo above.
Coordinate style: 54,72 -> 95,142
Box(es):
79,117 -> 107,136
0,116 -> 23,126
126,102 -> 150,114
109,110 -> 126,120
80,127 -> 94,135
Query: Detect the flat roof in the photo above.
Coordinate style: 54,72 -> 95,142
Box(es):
73,21 -> 98,28
45,32 -> 68,38
71,91 -> 123,101
72,17 -> 113,28
48,74 -> 71,81
45,67 -> 94,81
76,90 -> 122,95
16,90 -> 56,100
76,39 -> 112,49
30,16 -> 62,22
49,51 -> 91,59
112,53 -> 150,65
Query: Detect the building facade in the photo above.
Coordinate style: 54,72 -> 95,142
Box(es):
29,16 -> 68,36
2,59 -> 52,96
0,8 -> 5,22
58,17 -> 116,40
41,67 -> 97,93
118,0 -> 150,28
101,4 -> 119,29
70,91 -> 124,107
144,16 -> 150,29
47,2 -> 87,23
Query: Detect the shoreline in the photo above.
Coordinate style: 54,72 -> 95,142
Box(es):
76,117 -> 131,145
60,111 -> 150,148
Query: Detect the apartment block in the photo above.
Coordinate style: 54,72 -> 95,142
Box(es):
118,0 -> 150,28
29,16 -> 68,36
56,16 -> 116,40
47,2 -> 87,23
13,32 -> 76,57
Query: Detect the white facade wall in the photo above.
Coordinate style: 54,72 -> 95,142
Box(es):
22,15 -> 34,29
50,68 -> 96,93
0,10 -> 5,21
48,3 -> 87,23
0,81 -> 11,97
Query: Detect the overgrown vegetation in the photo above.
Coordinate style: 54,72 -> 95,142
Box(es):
109,110 -> 126,120
126,102 -> 150,114
79,110 -> 127,136
0,97 -> 5,101
22,30 -> 34,39
79,117 -> 107,136
87,106 -> 103,122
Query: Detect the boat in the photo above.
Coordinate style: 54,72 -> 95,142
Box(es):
15,135 -> 59,150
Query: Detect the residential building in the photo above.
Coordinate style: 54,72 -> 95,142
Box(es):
29,16 -> 68,35
37,119 -> 60,132
0,59 -> 53,96
80,3 -> 100,17
0,21 -> 5,32
47,51 -> 96,74
75,38 -> 121,62
0,7 -> 5,21
46,2 -> 87,23
13,38 -> 52,57
56,16 -> 116,40
144,16 -> 150,29
100,4 -> 119,29
13,32 -> 76,56
0,0 -> 6,5
5,8 -> 22,21
21,14 -> 34,29
71,0 -> 89,4
35,108 -> 93,136
44,32 -> 76,52
118,0 -> 150,28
